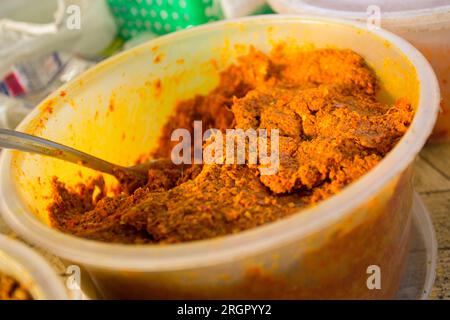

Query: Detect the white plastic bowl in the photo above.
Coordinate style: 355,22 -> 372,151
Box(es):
0,16 -> 440,299
0,235 -> 68,300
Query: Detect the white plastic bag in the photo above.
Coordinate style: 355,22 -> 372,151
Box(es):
220,0 -> 268,18
0,0 -> 116,76
0,94 -> 31,129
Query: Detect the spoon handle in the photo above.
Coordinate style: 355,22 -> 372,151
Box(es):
0,128 -> 121,176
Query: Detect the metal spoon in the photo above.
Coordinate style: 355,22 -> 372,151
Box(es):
0,128 -> 167,191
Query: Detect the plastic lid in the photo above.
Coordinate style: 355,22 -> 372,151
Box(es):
300,0 -> 449,13
269,0 -> 450,26
396,192 -> 437,299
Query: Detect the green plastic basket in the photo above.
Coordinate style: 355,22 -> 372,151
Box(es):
107,0 -> 223,39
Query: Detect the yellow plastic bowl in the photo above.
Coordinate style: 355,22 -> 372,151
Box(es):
0,15 -> 440,299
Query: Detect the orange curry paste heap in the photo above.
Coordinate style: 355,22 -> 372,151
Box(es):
48,47 -> 413,244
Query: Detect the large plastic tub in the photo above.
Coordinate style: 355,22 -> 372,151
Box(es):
268,1 -> 450,142
0,16 -> 440,299
0,235 -> 67,299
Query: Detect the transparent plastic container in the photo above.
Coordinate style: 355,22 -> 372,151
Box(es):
396,192 -> 438,299
268,0 -> 450,142
0,16 -> 440,299
0,235 -> 68,299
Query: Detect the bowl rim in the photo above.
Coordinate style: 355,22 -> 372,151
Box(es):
268,0 -> 450,25
0,235 -> 68,299
0,15 -> 440,271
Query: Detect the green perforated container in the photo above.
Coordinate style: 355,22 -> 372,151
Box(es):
107,0 -> 223,39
